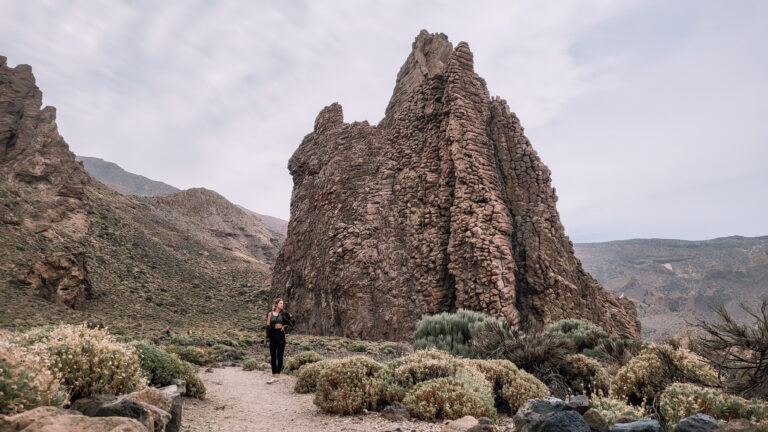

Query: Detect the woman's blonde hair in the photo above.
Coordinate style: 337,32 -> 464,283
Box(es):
272,298 -> 283,312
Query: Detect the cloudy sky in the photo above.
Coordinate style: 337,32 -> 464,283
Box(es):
2,1 -> 766,242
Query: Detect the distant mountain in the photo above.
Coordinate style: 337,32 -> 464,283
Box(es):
574,236 -> 768,339
76,156 -> 180,196
77,155 -> 289,237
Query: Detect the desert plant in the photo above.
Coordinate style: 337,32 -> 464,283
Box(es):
242,358 -> 262,371
412,309 -> 500,358
177,360 -> 206,399
583,336 -> 645,369
314,356 -> 402,414
132,340 -> 207,399
565,354 -> 610,396
169,335 -> 194,346
295,360 -> 329,394
164,345 -> 213,366
209,344 -> 244,362
549,319 -> 609,352
402,374 -> 496,421
658,383 -> 768,429
610,344 -> 717,407
0,339 -> 67,414
283,351 -> 324,375
44,324 -> 147,400
392,348 -> 465,387
347,342 -> 368,352
692,301 -> 768,398
472,318 -> 576,397
590,395 -> 647,425
470,359 -> 549,414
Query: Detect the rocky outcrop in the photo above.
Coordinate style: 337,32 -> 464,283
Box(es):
0,406 -> 146,432
0,56 -> 89,237
23,252 -> 92,310
272,31 -> 640,340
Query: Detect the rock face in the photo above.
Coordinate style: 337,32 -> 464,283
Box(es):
0,55 -> 89,237
272,31 -> 640,340
23,252 -> 92,310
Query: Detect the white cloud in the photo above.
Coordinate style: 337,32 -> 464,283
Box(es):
1,0 -> 765,241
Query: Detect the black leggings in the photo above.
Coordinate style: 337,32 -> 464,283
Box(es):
268,329 -> 285,375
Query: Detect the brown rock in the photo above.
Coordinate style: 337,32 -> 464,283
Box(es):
271,30 -> 640,340
0,406 -> 145,431
582,409 -> 609,432
23,252 -> 92,310
717,419 -> 757,432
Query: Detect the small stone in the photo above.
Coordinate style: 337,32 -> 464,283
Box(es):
583,409 -> 609,432
610,420 -> 661,432
381,401 -> 410,422
567,395 -> 591,414
442,415 -> 479,432
674,414 -> 720,432
478,417 -> 493,425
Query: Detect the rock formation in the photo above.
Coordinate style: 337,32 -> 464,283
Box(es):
0,55 -> 89,237
23,252 -> 92,310
272,31 -> 640,340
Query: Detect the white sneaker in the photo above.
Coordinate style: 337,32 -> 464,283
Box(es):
266,377 -> 279,384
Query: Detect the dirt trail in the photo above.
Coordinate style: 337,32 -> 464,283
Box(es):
181,366 -> 442,432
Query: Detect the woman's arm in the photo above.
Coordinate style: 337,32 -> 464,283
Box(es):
265,312 -> 271,345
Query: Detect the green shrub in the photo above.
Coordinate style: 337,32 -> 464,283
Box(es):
0,339 -> 67,414
242,358 -> 262,371
583,336 -> 645,367
590,395 -> 647,425
314,356 -> 402,414
412,309 -> 500,358
549,319 -> 609,352
565,354 -> 610,396
300,344 -> 313,351
611,344 -> 717,406
283,351 -> 324,375
658,383 -> 768,429
295,360 -> 328,394
402,374 -> 496,421
210,344 -> 244,362
164,345 -> 213,366
133,340 -> 206,399
347,342 -> 368,353
234,335 -> 256,347
44,324 -> 147,400
383,347 -> 396,355
169,335 -> 194,346
470,359 -> 549,414
392,349 -> 464,387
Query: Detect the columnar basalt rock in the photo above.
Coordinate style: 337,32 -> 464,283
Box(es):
271,31 -> 640,340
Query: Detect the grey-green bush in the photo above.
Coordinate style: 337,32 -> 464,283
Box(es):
412,309 -> 501,358
548,319 -> 609,352
283,351 -> 324,375
314,356 -> 402,414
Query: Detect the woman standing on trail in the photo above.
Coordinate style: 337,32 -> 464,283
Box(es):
265,298 -> 286,384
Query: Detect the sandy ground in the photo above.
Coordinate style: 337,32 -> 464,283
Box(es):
181,366 -> 444,432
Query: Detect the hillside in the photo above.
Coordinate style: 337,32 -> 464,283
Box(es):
574,236 -> 768,339
0,56 -> 271,338
76,155 -> 180,196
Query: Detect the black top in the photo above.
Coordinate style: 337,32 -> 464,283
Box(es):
269,311 -> 283,328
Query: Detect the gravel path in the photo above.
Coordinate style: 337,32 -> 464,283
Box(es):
181,366 -> 443,432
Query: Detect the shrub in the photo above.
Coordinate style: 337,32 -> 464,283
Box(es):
0,340 -> 67,414
610,344 -> 717,406
693,301 -> 768,398
590,395 -> 647,425
383,347 -> 396,355
470,359 -> 549,414
412,309 -> 500,358
164,345 -> 213,366
283,351 -> 324,375
549,319 -> 609,352
347,343 -> 368,353
210,344 -> 244,362
472,319 -> 576,397
583,336 -> 645,369
658,383 -> 768,429
44,324 -> 147,400
133,340 -> 207,399
314,356 -> 402,414
242,358 -> 262,371
300,344 -> 313,351
565,354 -> 610,396
402,374 -> 496,421
169,335 -> 194,346
295,360 -> 328,394
392,349 -> 465,387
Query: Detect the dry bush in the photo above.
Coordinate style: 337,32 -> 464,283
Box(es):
692,301 -> 768,399
610,344 -> 717,407
583,336 -> 645,372
469,359 -> 549,414
391,349 -> 466,387
565,354 -> 609,397
402,374 -> 496,421
590,395 -> 647,425
283,351 -> 323,375
242,358 -> 262,371
294,360 -> 328,394
164,345 -> 213,366
549,319 -> 609,352
0,339 -> 67,414
314,356 -> 402,414
658,383 -> 768,429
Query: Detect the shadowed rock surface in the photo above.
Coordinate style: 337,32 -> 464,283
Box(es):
272,31 -> 640,340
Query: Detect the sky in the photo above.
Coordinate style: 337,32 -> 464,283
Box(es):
1,0 -> 766,242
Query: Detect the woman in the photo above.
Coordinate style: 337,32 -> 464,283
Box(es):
265,298 -> 286,384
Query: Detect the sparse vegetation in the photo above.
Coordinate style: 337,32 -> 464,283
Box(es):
470,359 -> 549,414
314,356 -> 402,415
133,340 -> 207,399
283,351 -> 324,375
164,344 -> 213,366
412,309 -> 500,358
549,319 -> 609,352
347,342 -> 368,353
590,395 -> 647,425
242,358 -> 262,371
402,374 -> 496,420
658,383 -> 768,429
210,344 -> 244,363
0,338 -> 67,414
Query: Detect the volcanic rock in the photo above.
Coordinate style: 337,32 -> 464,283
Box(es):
272,31 -> 640,340
23,252 -> 92,310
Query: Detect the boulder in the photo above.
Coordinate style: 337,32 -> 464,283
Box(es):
583,409 -> 610,432
541,411 -> 590,432
567,395 -> 591,414
443,416 -> 479,432
0,406 -> 145,431
159,384 -> 183,432
381,401 -> 410,422
674,414 -> 720,432
513,397 -> 567,432
70,387 -> 174,432
717,419 -> 757,432
610,420 -> 661,432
